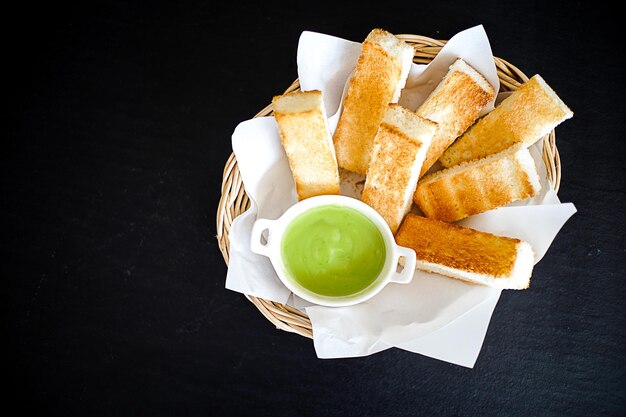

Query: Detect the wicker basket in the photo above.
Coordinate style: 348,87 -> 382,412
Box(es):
216,34 -> 562,339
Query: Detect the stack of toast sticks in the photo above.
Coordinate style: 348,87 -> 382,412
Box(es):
272,28 -> 573,290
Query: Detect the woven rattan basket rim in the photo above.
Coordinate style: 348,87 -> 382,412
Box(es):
216,33 -> 562,339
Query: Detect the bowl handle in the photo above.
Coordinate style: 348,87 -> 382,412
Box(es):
389,245 -> 417,284
250,218 -> 276,257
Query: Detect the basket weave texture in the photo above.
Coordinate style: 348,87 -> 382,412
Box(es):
216,34 -> 562,339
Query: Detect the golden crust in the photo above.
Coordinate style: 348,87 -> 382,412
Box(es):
395,214 -> 520,278
362,124 -> 417,233
273,91 -> 340,200
416,59 -> 495,177
361,110 -> 435,233
333,29 -> 413,175
413,147 -> 541,222
440,74 -> 573,167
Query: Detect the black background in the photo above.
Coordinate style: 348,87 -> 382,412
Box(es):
5,1 -> 625,416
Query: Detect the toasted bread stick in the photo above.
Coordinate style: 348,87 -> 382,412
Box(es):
362,104 -> 437,234
333,28 -> 414,175
413,146 -> 541,222
416,58 -> 495,177
273,90 -> 340,200
440,74 -> 573,167
395,214 -> 534,289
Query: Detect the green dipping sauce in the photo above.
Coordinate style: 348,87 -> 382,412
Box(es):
280,204 -> 386,297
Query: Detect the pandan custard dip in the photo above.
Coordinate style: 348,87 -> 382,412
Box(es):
280,204 -> 387,297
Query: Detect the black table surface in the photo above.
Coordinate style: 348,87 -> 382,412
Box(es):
5,1 -> 625,416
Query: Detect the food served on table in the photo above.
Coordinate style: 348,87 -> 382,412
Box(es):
269,28 -> 573,290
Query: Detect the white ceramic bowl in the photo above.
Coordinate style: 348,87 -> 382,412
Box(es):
250,195 -> 416,307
